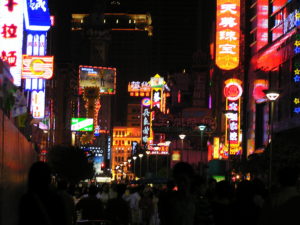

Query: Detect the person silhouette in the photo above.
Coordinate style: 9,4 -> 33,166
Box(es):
18,161 -> 66,225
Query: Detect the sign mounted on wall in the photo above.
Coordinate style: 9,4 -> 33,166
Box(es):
24,0 -> 51,31
215,0 -> 240,70
0,0 -> 24,86
22,55 -> 54,79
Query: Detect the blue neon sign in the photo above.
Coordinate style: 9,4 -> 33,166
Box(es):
24,0 -> 51,31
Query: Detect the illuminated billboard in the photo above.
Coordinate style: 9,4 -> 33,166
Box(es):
23,0 -> 51,31
224,79 -> 243,155
71,118 -> 94,131
0,0 -> 24,86
79,66 -> 116,94
31,90 -> 45,118
22,55 -> 54,79
216,0 -> 240,70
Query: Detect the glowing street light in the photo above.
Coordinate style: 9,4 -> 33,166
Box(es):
138,153 -> 144,177
263,89 -> 280,187
133,156 -> 137,178
179,134 -> 186,161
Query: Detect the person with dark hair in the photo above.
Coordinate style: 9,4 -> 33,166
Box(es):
18,162 -> 67,225
158,162 -> 196,225
76,184 -> 105,220
105,184 -> 130,225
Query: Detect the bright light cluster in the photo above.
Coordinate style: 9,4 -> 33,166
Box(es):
216,0 -> 240,70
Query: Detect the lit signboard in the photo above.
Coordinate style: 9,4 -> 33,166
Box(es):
224,79 -> 242,155
128,81 -> 151,97
23,0 -> 51,31
71,118 -> 94,131
31,90 -> 45,118
216,0 -> 240,70
141,97 -> 151,107
22,55 -> 54,79
79,65 -> 116,94
253,80 -> 268,103
213,137 -> 220,159
0,0 -> 24,86
141,103 -> 150,145
150,74 -> 165,88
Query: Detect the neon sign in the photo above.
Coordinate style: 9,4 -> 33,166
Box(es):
31,90 -> 45,118
22,55 -> 54,79
24,0 -> 51,31
224,79 -> 242,155
216,0 -> 240,70
0,0 -> 23,86
141,104 -> 150,145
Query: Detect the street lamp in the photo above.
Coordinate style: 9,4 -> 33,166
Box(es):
179,134 -> 186,161
198,124 -> 207,174
263,89 -> 280,187
138,153 -> 144,177
154,146 -> 159,176
165,141 -> 171,178
133,156 -> 137,178
146,150 -> 150,174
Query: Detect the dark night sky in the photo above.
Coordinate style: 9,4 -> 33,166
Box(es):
48,0 -> 215,125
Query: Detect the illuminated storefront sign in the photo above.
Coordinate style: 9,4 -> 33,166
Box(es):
257,0 -> 268,50
71,118 -> 94,131
141,98 -> 151,107
224,79 -> 242,155
128,81 -> 151,97
31,90 -> 45,118
24,0 -> 51,31
216,0 -> 240,70
0,0 -> 24,86
79,65 -> 116,95
141,99 -> 151,145
150,74 -> 165,88
213,137 -> 220,159
253,80 -> 269,103
22,55 -> 54,79
107,136 -> 111,160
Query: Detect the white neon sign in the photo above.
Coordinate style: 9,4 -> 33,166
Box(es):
0,0 -> 24,86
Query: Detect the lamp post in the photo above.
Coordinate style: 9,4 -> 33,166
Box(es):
127,158 -> 132,179
154,146 -> 159,176
146,150 -> 150,174
179,134 -> 186,161
198,124 -> 207,175
138,153 -> 144,177
165,141 -> 171,178
264,89 -> 280,187
132,156 -> 137,178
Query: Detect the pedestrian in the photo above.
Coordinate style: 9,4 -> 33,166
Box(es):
76,184 -> 105,221
18,161 -> 66,225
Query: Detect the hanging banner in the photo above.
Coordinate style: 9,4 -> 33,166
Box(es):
216,0 -> 240,70
0,0 -> 24,86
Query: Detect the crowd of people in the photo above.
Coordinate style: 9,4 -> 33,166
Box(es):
18,161 -> 300,225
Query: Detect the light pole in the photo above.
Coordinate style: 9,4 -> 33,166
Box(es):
179,134 -> 186,162
146,150 -> 150,174
133,156 -> 137,179
154,146 -> 159,176
127,158 -> 132,180
138,153 -> 144,177
264,89 -> 280,187
198,124 -> 207,175
165,141 -> 171,178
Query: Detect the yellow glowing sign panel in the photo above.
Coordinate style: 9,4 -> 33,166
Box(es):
216,0 -> 240,70
213,137 -> 220,159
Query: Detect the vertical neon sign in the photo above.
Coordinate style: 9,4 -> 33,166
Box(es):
224,79 -> 243,155
216,0 -> 240,70
0,0 -> 23,86
141,98 -> 151,146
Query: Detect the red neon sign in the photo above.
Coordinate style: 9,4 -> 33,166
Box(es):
216,0 -> 240,70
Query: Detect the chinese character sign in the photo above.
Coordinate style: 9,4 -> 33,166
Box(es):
0,0 -> 24,86
216,0 -> 240,70
141,102 -> 151,145
224,78 -> 242,155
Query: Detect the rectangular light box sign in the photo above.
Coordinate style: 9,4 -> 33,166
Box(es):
22,55 -> 54,79
79,65 -> 116,95
71,118 -> 94,131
